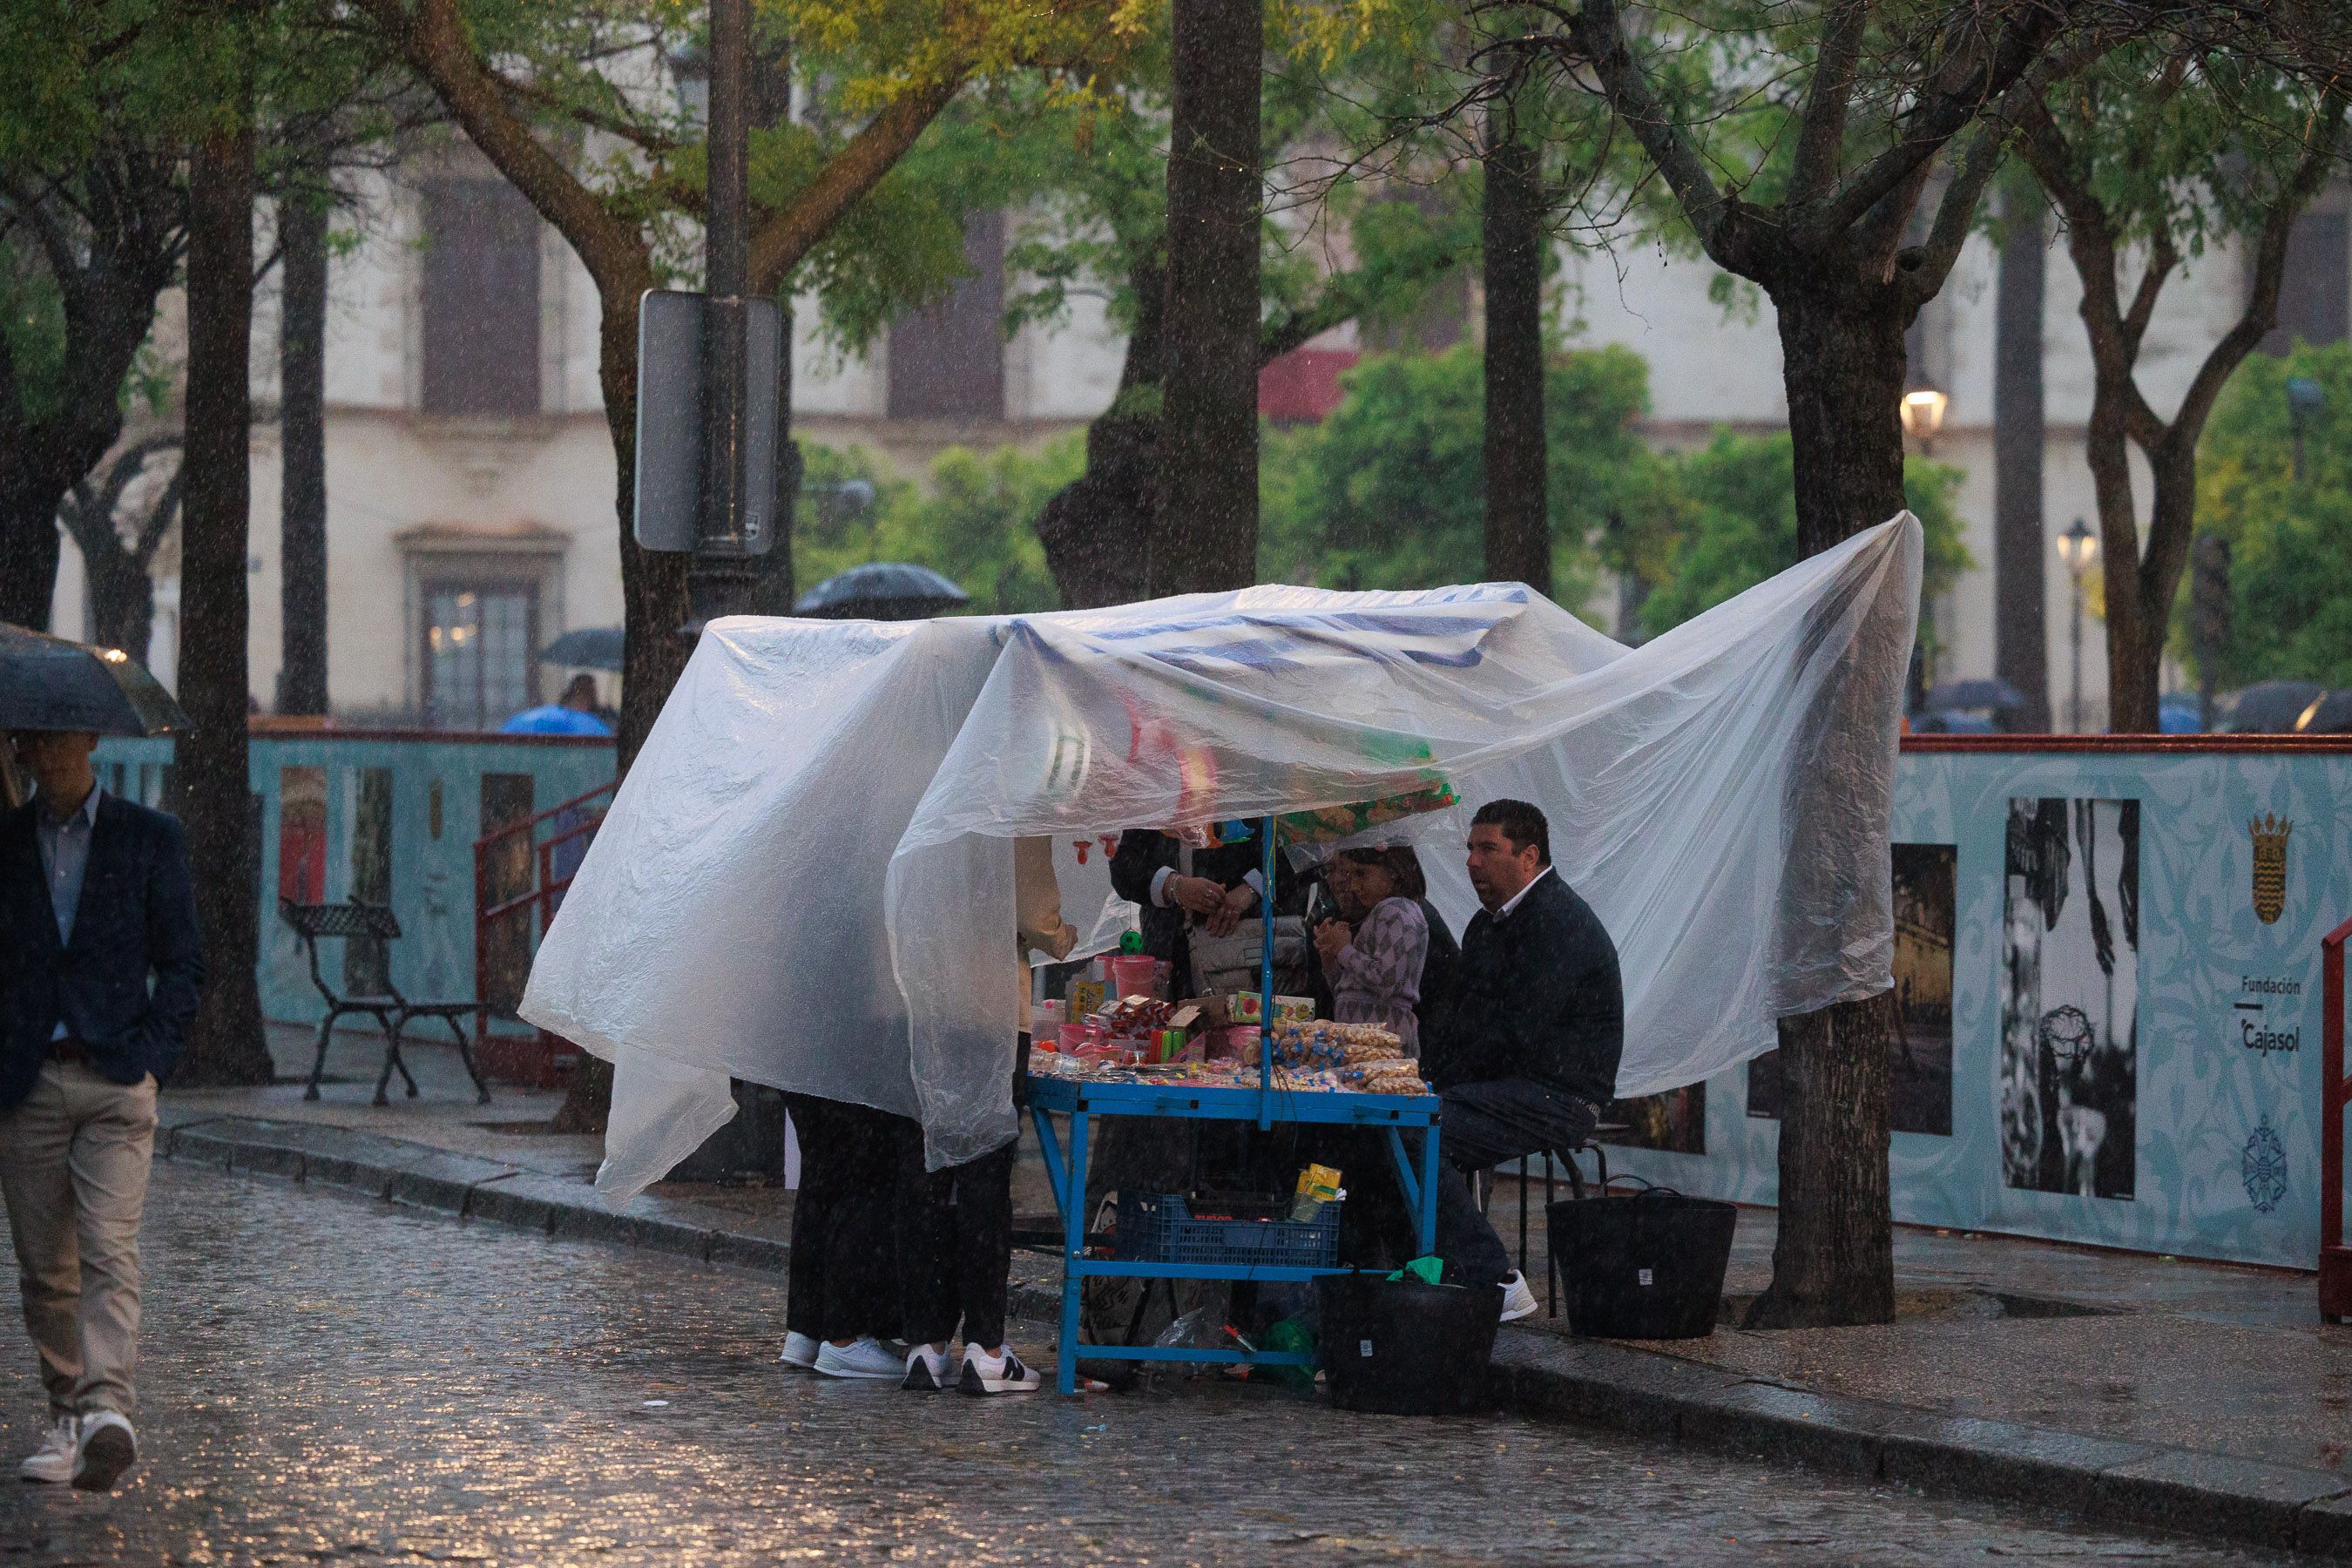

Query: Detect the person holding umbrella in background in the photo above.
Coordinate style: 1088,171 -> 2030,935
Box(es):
0,627 -> 204,1490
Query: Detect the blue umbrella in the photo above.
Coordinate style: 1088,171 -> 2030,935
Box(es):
794,562 -> 969,621
500,705 -> 613,736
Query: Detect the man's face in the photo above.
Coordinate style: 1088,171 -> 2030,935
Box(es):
1465,823 -> 1540,912
9,731 -> 98,809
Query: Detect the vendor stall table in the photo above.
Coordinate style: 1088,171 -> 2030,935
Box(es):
1026,1074 -> 1442,1396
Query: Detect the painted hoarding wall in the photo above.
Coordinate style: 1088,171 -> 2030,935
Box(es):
1600,745 -> 2347,1270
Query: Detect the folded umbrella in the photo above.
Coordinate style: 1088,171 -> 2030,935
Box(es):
0,625 -> 190,736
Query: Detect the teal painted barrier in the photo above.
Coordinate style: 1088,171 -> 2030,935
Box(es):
94,729 -> 614,1034
1593,736 -> 2352,1269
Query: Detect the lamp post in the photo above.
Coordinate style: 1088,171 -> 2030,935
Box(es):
1900,386 -> 1949,456
689,0 -> 755,629
2288,375 -> 2325,484
2056,517 -> 2099,732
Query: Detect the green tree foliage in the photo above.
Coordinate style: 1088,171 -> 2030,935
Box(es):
1258,343 -> 1967,631
1638,432 -> 1970,639
794,440 -> 1074,613
1260,342 -> 1659,607
2193,345 -> 2352,687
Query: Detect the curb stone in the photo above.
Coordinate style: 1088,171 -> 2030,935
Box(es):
159,1114 -> 2352,1558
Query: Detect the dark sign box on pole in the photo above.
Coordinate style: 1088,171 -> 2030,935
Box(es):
632,287 -> 782,556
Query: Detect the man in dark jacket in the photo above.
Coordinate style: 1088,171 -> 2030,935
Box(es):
1427,799 -> 1623,1319
0,728 -> 204,1490
1108,825 -> 1291,998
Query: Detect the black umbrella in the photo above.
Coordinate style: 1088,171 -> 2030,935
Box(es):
2294,690 -> 2352,733
1923,677 -> 2029,713
794,561 -> 969,621
539,626 -> 625,672
2220,679 -> 2324,733
0,624 -> 189,736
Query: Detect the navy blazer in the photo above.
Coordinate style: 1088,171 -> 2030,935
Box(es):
1428,870 -> 1624,1106
0,794 -> 206,1108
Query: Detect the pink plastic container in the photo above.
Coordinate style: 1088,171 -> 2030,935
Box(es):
1106,954 -> 1162,999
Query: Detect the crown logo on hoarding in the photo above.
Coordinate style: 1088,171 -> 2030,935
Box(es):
2249,814 -> 2292,925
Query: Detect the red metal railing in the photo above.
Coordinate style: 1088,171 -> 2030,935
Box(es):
2323,916 -> 2352,1323
471,780 -> 615,1088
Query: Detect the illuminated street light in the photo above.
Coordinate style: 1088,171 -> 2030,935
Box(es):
1899,387 -> 1949,448
2057,518 -> 2099,731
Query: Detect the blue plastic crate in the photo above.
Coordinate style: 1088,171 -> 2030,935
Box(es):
1116,1191 -> 1342,1267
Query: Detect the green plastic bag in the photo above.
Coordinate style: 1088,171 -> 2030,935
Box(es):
1263,1315 -> 1318,1390
1385,1255 -> 1445,1286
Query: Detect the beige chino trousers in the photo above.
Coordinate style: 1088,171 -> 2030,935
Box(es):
0,1058 -> 158,1417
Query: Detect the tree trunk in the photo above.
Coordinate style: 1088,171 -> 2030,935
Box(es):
1991,185 -> 2051,733
548,279 -> 674,1136
276,188 -> 330,715
1152,0 -> 1260,597
1035,250 -> 1164,608
1742,280 -> 1908,1329
0,482 -> 64,630
1481,114 -> 1549,593
85,543 -> 156,659
169,111 -> 274,1088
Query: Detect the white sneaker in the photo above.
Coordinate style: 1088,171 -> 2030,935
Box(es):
778,1331 -> 821,1370
813,1337 -> 902,1380
902,1343 -> 950,1392
72,1410 -> 136,1491
958,1344 -> 1042,1395
1499,1270 -> 1539,1322
16,1414 -> 75,1484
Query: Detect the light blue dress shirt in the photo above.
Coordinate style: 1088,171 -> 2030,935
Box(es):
34,786 -> 101,1041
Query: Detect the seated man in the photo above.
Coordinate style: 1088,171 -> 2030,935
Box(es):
1426,800 -> 1623,1321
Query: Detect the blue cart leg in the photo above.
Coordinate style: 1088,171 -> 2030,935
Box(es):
1058,1108 -> 1090,1396
1417,1123 -> 1441,1258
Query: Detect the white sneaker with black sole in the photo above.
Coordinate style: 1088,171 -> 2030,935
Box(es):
1498,1270 -> 1539,1322
958,1345 -> 1041,1395
813,1337 -> 902,1380
16,1415 -> 75,1484
902,1344 -> 951,1392
777,1331 -> 821,1370
72,1412 -> 136,1491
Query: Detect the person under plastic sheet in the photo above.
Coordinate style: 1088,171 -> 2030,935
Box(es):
1423,799 -> 1625,1321
890,837 -> 1076,1396
1312,844 -> 1457,1058
1106,822 -> 1303,1003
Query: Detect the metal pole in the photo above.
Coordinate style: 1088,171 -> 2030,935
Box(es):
1258,814 -> 1276,1132
2068,573 -> 2084,733
690,0 -> 754,628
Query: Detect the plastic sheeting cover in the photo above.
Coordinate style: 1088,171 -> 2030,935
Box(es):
524,516 -> 1921,1198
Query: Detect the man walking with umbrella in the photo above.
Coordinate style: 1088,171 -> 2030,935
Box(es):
0,628 -> 204,1490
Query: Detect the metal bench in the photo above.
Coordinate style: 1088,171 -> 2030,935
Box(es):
280,899 -> 492,1106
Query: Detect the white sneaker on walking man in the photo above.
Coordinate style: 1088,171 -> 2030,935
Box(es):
2,729 -> 205,1490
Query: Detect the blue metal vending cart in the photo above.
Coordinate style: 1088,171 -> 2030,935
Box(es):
1024,815 -> 1445,1395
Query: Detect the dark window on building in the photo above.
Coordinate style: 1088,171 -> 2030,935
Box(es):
2264,211 -> 2349,351
422,580 -> 537,730
887,209 -> 1006,420
421,179 -> 543,416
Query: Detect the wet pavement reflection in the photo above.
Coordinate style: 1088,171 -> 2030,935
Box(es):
0,1165 -> 2274,1565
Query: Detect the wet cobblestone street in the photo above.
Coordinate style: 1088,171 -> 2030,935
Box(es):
0,1165 -> 2279,1565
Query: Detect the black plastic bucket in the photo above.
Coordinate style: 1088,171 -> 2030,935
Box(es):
1546,1183 -> 1736,1339
1314,1271 -> 1504,1415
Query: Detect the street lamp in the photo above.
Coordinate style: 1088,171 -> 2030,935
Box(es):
2056,517 -> 2099,733
2288,375 -> 2324,483
1900,386 -> 1949,453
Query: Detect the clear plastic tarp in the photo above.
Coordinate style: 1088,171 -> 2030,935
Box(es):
523,515 -> 1921,1199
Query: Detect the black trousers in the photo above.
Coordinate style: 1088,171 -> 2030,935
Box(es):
1431,1078 -> 1598,1288
894,1119 -> 1017,1352
783,1095 -> 902,1342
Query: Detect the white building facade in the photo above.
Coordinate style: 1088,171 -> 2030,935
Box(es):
47,149 -> 2349,733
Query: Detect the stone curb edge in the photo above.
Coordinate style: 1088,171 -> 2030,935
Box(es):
159,1113 -> 2352,1559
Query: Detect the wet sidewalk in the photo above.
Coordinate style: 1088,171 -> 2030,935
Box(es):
154,1025 -> 2352,1556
